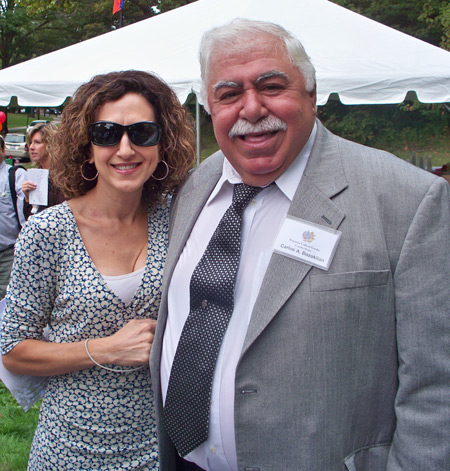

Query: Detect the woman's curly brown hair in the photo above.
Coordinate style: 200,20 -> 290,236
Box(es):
50,70 -> 196,205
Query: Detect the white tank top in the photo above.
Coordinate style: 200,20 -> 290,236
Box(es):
102,266 -> 145,305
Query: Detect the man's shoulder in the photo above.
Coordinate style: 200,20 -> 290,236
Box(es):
171,151 -> 223,210
345,139 -> 436,187
190,150 -> 224,176
8,164 -> 26,173
317,122 -> 438,189
9,164 -> 27,182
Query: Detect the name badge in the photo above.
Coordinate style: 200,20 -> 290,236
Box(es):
273,215 -> 341,270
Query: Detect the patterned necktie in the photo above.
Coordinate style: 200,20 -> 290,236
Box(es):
163,183 -> 264,457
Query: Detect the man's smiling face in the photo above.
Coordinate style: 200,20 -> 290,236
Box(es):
207,34 -> 317,187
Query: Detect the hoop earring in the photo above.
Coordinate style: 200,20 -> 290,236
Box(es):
151,160 -> 169,181
80,160 -> 98,181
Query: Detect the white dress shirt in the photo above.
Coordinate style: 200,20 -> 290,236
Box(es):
161,124 -> 317,470
0,161 -> 27,251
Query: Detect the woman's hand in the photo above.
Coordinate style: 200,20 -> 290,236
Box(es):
21,180 -> 37,201
2,319 -> 157,376
89,319 -> 157,367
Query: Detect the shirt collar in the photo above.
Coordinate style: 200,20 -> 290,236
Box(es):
276,121 -> 317,201
211,121 -> 317,204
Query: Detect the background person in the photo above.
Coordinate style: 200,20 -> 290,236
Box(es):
0,134 -> 26,299
1,70 -> 195,470
151,19 -> 450,471
22,122 -> 65,217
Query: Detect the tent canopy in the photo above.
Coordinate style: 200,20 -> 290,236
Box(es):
0,0 -> 449,107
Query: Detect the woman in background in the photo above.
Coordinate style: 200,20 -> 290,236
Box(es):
1,70 -> 195,470
22,122 -> 65,216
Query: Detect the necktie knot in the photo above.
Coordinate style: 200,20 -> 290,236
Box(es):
232,183 -> 264,211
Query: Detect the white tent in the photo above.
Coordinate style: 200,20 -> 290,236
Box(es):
0,0 -> 450,107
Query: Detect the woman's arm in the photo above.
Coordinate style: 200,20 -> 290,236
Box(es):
2,318 -> 157,376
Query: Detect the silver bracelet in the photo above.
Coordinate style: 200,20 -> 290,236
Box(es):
84,339 -> 145,373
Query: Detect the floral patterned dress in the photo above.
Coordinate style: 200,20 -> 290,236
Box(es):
0,199 -> 169,470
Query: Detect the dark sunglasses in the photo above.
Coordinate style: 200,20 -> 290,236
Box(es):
89,121 -> 162,147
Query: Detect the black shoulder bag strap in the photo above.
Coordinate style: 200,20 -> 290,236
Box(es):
8,165 -> 25,229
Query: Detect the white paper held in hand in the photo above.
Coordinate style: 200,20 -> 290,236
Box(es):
27,168 -> 49,206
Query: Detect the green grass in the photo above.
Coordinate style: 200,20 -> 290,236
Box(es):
199,137 -> 219,162
0,382 -> 39,471
382,136 -> 449,168
5,114 -> 28,130
5,113 -> 55,133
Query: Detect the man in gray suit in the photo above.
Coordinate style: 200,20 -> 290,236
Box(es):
151,18 -> 450,471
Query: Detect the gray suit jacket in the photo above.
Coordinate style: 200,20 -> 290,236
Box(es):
151,121 -> 450,471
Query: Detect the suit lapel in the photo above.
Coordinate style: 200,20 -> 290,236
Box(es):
242,122 -> 348,354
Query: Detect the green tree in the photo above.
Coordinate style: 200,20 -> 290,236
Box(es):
331,0 -> 450,50
157,0 -> 197,13
0,0 -> 196,69
0,0 -> 32,68
420,0 -> 450,50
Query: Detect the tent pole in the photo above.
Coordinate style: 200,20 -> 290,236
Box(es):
196,94 -> 201,166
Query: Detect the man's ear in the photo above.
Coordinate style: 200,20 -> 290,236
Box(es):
310,85 -> 317,114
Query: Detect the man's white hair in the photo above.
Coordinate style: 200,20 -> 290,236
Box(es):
199,18 -> 316,113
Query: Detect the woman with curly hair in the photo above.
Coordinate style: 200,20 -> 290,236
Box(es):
1,70 -> 196,470
21,122 -> 65,216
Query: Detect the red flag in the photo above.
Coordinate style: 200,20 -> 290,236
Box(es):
113,0 -> 123,14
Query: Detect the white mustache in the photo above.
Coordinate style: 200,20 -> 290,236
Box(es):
229,116 -> 287,138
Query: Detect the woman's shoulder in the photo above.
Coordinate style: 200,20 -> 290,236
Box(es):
27,201 -> 71,224
22,201 -> 75,238
14,202 -> 74,256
